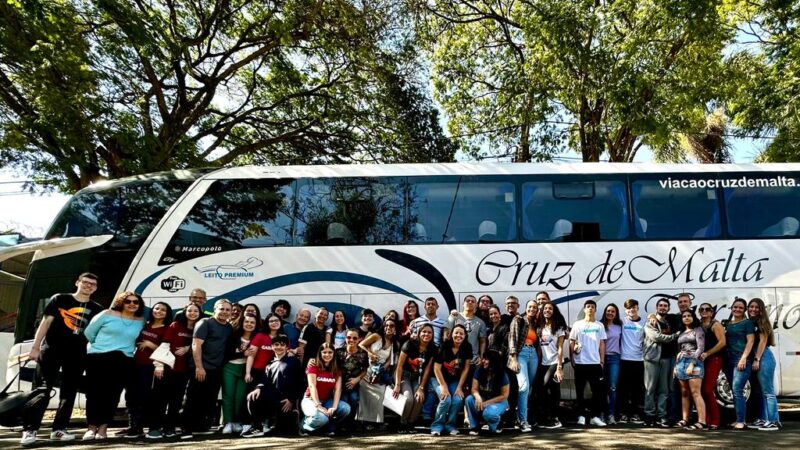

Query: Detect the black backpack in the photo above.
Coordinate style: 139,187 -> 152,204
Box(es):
0,363 -> 51,427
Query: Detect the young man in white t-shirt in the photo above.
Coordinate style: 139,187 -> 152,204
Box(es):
569,300 -> 608,427
618,298 -> 645,424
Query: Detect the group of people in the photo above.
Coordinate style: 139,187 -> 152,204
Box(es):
18,273 -> 783,446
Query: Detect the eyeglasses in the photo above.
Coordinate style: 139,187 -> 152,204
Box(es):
123,299 -> 140,305
80,280 -> 97,286
345,336 -> 359,340
268,319 -> 281,323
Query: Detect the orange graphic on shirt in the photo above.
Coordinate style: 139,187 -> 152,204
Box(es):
408,357 -> 423,373
59,307 -> 89,332
443,359 -> 460,376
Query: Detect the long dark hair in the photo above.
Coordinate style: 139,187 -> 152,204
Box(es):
332,309 -> 348,332
175,303 -> 202,329
402,301 -> 419,331
748,298 -> 775,347
380,318 -> 400,353
539,303 -> 567,335
477,350 -> 505,387
680,310 -> 700,331
148,301 -> 174,326
602,303 -> 623,330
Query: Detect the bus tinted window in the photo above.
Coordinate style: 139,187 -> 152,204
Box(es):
632,180 -> 720,239
522,180 -> 628,241
725,184 -> 800,238
295,178 -> 404,246
161,179 -> 295,263
47,180 -> 190,246
408,178 -> 516,243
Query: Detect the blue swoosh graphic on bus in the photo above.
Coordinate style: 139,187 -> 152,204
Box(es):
375,249 -> 457,312
552,291 -> 600,305
134,267 -> 171,294
208,271 -> 421,304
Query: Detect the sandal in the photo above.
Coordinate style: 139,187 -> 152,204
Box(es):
686,422 -> 707,430
732,423 -> 747,431
708,425 -> 719,430
675,420 -> 688,428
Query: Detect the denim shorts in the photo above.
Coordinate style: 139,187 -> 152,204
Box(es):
675,358 -> 704,380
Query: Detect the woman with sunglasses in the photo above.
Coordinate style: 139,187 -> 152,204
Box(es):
748,298 -> 782,431
301,343 -> 351,436
723,297 -> 755,430
83,291 -> 146,440
357,319 -> 399,425
149,302 -> 202,438
674,311 -> 706,430
697,303 -> 726,430
128,302 -> 173,438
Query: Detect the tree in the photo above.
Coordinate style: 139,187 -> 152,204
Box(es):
728,0 -> 800,162
412,0 -> 742,162
0,0 -> 455,192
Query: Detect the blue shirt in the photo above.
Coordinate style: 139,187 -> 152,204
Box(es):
85,312 -> 145,357
283,322 -> 303,348
725,318 -> 755,355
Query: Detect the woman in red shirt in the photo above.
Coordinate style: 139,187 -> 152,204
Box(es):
246,313 -> 290,383
300,343 -> 351,436
128,302 -> 172,438
148,303 -> 201,439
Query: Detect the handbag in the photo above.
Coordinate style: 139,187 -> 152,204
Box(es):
0,362 -> 51,427
149,342 -> 176,369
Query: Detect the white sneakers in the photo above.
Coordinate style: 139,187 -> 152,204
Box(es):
20,431 -> 36,446
50,429 -> 75,441
590,416 -> 608,427
222,423 -> 235,434
577,416 -> 586,426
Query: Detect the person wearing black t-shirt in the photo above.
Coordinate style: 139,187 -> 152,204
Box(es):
299,308 -> 329,367
431,325 -> 472,436
21,273 -> 103,446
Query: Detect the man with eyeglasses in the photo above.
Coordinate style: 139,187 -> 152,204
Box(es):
241,335 -> 304,437
21,273 -> 103,446
182,299 -> 233,439
501,295 -> 520,326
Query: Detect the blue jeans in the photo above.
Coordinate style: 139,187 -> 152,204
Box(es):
431,379 -> 463,433
757,349 -> 780,424
604,353 -> 620,417
301,398 -> 351,433
725,351 -> 752,424
341,389 -> 359,422
466,395 -> 508,431
515,345 -> 539,424
422,378 -> 439,420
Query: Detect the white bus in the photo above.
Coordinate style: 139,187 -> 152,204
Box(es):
5,162 -> 800,402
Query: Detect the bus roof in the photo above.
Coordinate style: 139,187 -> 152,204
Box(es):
75,168 -> 213,194
203,162 -> 800,180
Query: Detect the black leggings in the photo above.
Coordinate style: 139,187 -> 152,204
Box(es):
537,364 -> 561,421
85,351 -> 135,426
574,364 -> 607,418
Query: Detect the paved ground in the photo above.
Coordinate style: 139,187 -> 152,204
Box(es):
2,422 -> 799,449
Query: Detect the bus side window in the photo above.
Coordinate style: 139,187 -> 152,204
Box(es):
725,180 -> 800,238
631,179 -> 720,240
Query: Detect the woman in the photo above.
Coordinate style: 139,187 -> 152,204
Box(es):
466,350 -> 510,435
326,310 -> 348,349
602,303 -> 623,424
486,305 -> 508,356
674,311 -> 706,430
247,313 -> 290,383
383,310 -> 400,329
221,314 -> 259,434
477,294 -> 494,328
431,324 -> 472,436
242,303 -> 262,325
698,302 -> 726,430
536,302 -> 567,429
83,291 -> 146,440
748,298 -> 782,431
393,323 -> 438,431
229,303 -> 244,331
400,301 -> 420,343
724,297 -> 755,430
150,302 -> 201,438
301,343 -> 351,435
357,319 -> 399,425
129,302 -> 173,438
336,328 -> 368,427
507,299 -> 540,433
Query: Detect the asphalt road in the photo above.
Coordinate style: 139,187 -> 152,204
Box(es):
2,422 -> 798,449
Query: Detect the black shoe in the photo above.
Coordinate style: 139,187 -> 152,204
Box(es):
126,428 -> 144,438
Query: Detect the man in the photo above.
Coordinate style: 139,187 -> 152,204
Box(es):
298,308 -> 329,367
477,294 -> 494,328
643,299 -> 679,427
271,299 -> 292,326
446,295 -> 487,365
21,273 -> 103,446
189,288 -> 207,308
284,308 -> 311,358
182,299 -> 233,438
501,295 -> 520,326
409,297 -> 447,345
569,300 -> 608,427
356,309 -> 376,339
617,299 -> 645,424
241,335 -> 304,437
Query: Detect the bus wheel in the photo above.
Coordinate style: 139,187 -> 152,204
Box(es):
716,370 -> 750,408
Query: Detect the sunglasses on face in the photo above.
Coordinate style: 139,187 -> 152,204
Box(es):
123,299 -> 139,305
699,307 -> 712,312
